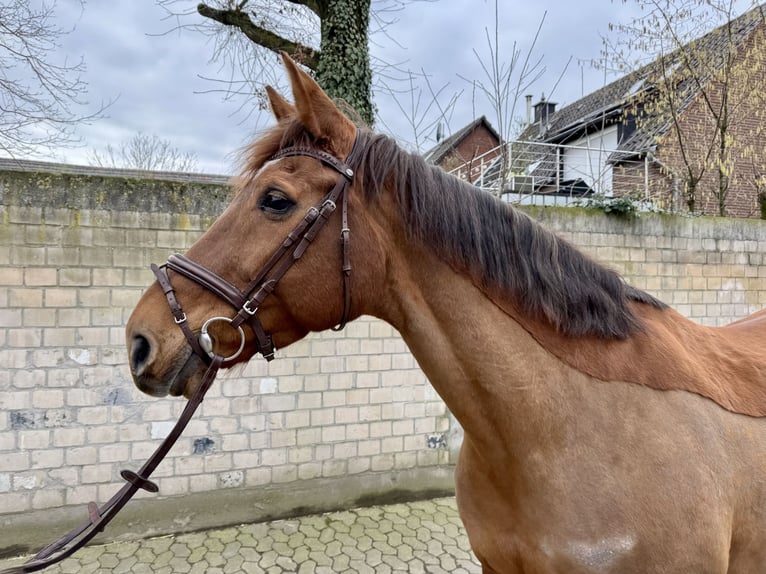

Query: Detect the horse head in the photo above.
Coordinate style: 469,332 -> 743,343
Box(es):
126,54 -> 387,399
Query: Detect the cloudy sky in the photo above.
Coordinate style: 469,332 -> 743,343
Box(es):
10,1 -> 741,173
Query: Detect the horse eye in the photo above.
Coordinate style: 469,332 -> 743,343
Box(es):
259,190 -> 295,215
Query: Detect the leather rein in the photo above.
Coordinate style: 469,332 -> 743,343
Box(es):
2,134 -> 361,574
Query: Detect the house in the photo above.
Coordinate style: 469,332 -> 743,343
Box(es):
464,4 -> 766,217
423,116 -> 501,182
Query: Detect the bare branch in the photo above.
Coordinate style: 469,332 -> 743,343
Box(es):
378,68 -> 461,152
155,0 -> 437,130
0,0 -> 105,156
283,0 -> 322,17
196,2 -> 320,69
461,5 -> 547,143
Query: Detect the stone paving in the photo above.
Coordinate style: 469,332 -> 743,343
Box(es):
0,497 -> 481,573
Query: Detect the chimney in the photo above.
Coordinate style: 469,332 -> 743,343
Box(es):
525,94 -> 533,125
534,94 -> 556,129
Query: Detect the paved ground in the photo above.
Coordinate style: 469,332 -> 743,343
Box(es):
0,497 -> 481,573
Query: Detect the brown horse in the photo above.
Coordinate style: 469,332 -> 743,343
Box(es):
126,54 -> 766,573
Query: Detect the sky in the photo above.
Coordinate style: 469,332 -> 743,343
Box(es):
7,0 -> 737,174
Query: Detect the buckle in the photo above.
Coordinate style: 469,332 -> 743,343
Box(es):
243,300 -> 258,315
322,199 -> 337,211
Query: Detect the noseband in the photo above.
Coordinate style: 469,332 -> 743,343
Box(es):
153,133 -> 363,365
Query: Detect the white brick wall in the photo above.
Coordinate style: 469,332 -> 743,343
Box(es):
0,203 -> 452,520
4,173 -> 766,529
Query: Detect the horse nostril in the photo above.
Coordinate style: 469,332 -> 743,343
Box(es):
131,335 -> 152,376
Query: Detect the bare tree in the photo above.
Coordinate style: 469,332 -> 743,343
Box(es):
376,68 -> 462,153
157,0 -> 380,125
89,133 -> 199,173
0,0 -> 99,156
156,1 -> 446,129
457,1 -> 552,197
606,0 -> 766,216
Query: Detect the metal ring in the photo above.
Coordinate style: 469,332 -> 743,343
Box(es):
199,317 -> 246,362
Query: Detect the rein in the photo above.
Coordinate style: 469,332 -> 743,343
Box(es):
0,356 -> 223,574
2,135 -> 361,573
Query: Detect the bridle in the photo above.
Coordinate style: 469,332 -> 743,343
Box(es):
2,134 -> 362,574
153,132 -> 362,366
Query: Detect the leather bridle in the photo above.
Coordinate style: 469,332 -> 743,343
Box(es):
153,133 -> 362,366
2,134 -> 362,574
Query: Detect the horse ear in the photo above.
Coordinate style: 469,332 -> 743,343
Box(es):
279,51 -> 355,142
265,86 -> 296,122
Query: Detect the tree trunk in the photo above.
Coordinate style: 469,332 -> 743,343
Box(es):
315,0 -> 374,126
718,166 -> 728,216
686,179 -> 697,213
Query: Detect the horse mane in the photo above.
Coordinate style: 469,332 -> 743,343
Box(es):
239,121 -> 665,339
238,119 -> 317,183
353,129 -> 666,339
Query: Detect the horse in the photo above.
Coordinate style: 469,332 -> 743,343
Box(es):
126,53 -> 766,573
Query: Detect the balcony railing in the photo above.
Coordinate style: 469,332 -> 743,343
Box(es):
447,140 -> 657,207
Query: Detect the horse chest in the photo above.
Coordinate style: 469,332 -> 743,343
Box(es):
454,428 -> 737,573
461,522 -> 640,574
540,535 -> 638,573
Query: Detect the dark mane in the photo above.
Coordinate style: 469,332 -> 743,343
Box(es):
353,129 -> 666,339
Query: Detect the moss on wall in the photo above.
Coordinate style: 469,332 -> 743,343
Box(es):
0,170 -> 233,216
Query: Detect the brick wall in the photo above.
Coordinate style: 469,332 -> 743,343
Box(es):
2,162 -> 766,551
651,18 -> 766,218
0,162 -> 455,553
437,124 -> 501,180
530,206 -> 766,324
454,125 -> 501,164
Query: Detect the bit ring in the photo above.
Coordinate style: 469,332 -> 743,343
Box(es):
199,317 -> 246,362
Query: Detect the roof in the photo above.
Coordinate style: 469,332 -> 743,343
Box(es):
519,4 -> 766,157
423,115 -> 501,165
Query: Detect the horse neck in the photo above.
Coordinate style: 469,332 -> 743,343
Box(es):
371,225 -> 575,463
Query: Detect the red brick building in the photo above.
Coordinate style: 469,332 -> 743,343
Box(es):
423,116 -> 501,182
486,5 -> 766,218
